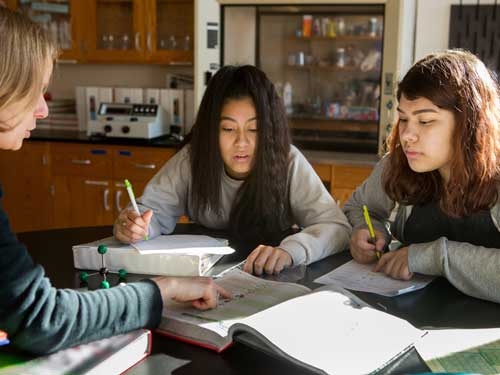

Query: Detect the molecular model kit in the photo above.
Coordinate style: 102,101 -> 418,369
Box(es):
79,245 -> 127,289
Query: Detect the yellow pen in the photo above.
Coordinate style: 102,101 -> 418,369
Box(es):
362,205 -> 381,259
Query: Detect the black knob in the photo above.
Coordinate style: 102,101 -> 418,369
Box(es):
122,126 -> 130,134
104,125 -> 112,133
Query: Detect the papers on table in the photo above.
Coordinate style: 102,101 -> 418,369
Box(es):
131,235 -> 235,255
415,328 -> 500,374
314,260 -> 435,297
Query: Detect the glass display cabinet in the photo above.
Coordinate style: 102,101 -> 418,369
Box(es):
11,0 -> 194,65
222,4 -> 385,153
13,0 -> 82,60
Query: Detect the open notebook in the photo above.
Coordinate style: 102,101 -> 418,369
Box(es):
158,269 -> 425,374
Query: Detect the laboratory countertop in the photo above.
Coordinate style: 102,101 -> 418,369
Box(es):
28,129 -> 380,166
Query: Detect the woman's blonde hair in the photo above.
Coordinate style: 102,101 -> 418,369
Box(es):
0,7 -> 58,123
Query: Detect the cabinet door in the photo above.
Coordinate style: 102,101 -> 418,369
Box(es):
113,147 -> 175,182
113,179 -> 148,214
12,0 -> 83,61
0,142 -> 53,232
52,176 -> 114,228
311,163 -> 332,192
51,143 -> 113,227
52,143 -> 112,178
331,165 -> 373,206
146,0 -> 193,65
84,0 -> 147,62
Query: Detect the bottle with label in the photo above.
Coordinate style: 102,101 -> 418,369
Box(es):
283,82 -> 293,115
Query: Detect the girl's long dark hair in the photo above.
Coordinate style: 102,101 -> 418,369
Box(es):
384,49 -> 500,216
189,65 -> 291,243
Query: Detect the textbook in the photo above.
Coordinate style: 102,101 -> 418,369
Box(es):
158,269 -> 425,374
0,329 -> 151,375
73,235 -> 233,276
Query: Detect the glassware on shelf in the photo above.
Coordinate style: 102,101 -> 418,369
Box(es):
335,17 -> 346,36
183,35 -> 191,51
369,18 -> 378,37
302,15 -> 312,37
121,34 -> 130,50
101,33 -> 114,50
168,35 -> 177,50
336,48 -> 346,68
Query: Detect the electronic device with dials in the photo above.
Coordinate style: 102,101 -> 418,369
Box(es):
87,103 -> 169,139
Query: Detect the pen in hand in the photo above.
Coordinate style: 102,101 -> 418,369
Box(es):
124,179 -> 148,241
362,205 -> 380,259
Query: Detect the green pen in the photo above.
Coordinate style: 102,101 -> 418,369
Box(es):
124,179 -> 148,241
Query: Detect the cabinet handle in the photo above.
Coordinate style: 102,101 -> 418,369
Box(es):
168,61 -> 193,66
115,190 -> 123,212
104,188 -> 110,211
133,162 -> 156,169
56,59 -> 78,64
84,180 -> 108,186
72,159 -> 91,165
147,32 -> 152,53
42,155 -> 48,166
135,32 -> 141,51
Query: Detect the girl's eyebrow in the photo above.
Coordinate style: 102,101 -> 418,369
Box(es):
220,116 -> 257,123
397,107 -> 439,115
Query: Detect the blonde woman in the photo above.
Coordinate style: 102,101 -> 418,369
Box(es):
0,7 -> 229,355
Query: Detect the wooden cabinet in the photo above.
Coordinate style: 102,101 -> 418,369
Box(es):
311,163 -> 373,207
51,143 -> 173,228
0,142 -> 53,232
331,165 -> 373,206
10,0 -> 194,65
9,1 -> 84,62
0,140 -> 372,232
146,0 -> 194,65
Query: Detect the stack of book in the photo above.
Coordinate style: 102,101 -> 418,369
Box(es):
73,235 -> 235,276
0,329 -> 151,375
38,99 -> 78,131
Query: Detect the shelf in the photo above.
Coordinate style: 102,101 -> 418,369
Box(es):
286,64 -> 376,73
293,134 -> 377,146
289,117 -> 378,133
288,35 -> 382,42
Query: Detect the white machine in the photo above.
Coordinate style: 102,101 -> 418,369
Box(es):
87,103 -> 169,139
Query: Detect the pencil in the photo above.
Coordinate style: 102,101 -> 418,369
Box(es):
362,205 -> 381,259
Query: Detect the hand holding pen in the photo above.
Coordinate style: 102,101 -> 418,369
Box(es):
348,205 -> 387,264
113,179 -> 153,244
362,205 -> 380,259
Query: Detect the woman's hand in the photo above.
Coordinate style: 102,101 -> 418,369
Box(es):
374,247 -> 413,280
152,276 -> 232,310
243,245 -> 292,275
113,209 -> 153,244
350,228 -> 387,264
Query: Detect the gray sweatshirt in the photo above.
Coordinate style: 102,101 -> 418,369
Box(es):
137,145 -> 351,266
344,156 -> 500,303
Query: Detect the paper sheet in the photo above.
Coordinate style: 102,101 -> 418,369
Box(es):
314,260 -> 434,297
415,328 -> 500,374
131,235 -> 235,255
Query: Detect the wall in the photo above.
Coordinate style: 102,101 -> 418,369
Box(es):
49,64 -> 191,99
414,0 -> 499,61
